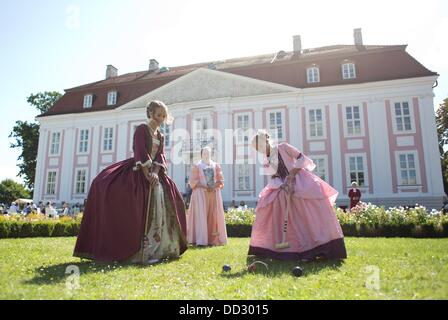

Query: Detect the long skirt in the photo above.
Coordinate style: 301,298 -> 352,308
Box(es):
128,182 -> 186,262
187,189 -> 227,246
73,158 -> 187,262
249,180 -> 347,260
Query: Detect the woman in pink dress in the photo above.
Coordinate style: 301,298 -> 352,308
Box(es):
187,147 -> 227,246
249,130 -> 347,260
73,101 -> 188,264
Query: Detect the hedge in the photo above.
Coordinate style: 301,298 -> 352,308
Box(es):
0,221 -> 80,238
1,204 -> 447,239
1,220 -> 448,239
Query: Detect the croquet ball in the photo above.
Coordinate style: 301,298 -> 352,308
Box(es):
292,266 -> 303,277
222,264 -> 231,272
247,264 -> 256,273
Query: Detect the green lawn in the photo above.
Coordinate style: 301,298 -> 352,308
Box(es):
0,237 -> 447,299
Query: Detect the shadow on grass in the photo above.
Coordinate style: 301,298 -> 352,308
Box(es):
24,257 -> 180,285
219,256 -> 344,278
187,245 -> 216,250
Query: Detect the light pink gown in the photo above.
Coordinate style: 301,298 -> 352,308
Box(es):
187,160 -> 228,246
249,142 -> 347,260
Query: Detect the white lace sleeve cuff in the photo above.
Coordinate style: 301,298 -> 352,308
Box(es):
294,153 -> 316,171
133,159 -> 152,171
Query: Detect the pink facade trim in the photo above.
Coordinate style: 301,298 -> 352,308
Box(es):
337,103 -> 374,195
167,118 -> 175,178
385,100 -> 398,193
41,130 -> 52,200
412,97 -> 428,193
97,125 -> 103,175
185,114 -> 192,180
401,188 -> 419,193
324,105 -> 334,187
385,98 -> 427,193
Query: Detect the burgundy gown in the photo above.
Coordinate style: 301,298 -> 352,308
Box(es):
348,188 -> 362,209
73,123 -> 188,262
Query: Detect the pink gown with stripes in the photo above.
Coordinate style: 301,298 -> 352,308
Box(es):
248,142 -> 347,260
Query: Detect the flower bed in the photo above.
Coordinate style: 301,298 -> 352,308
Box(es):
1,203 -> 447,239
336,203 -> 448,238
224,208 -> 255,237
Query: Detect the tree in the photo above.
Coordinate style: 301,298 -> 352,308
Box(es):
0,179 -> 30,205
26,92 -> 63,114
436,98 -> 448,193
9,91 -> 62,192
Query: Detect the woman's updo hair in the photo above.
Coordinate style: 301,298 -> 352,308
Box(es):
146,100 -> 174,125
251,129 -> 271,149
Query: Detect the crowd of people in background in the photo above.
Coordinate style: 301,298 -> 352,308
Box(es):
0,200 -> 86,217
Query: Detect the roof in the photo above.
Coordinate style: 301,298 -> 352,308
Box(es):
39,44 -> 437,117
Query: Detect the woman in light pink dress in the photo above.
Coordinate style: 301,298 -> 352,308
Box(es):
187,147 -> 227,246
249,130 -> 347,260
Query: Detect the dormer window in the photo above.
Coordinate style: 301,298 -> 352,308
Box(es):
307,65 -> 320,83
107,91 -> 117,106
342,62 -> 356,79
83,94 -> 93,108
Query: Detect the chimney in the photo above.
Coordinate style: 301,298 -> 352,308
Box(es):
293,35 -> 302,53
354,28 -> 363,46
148,59 -> 159,72
105,65 -> 118,79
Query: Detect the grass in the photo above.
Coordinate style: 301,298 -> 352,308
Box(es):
0,237 -> 447,300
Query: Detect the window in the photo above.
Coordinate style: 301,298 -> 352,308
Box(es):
160,123 -> 171,148
309,109 -> 324,138
342,62 -> 356,79
75,169 -> 87,194
268,111 -> 283,140
236,114 -> 250,143
107,91 -> 117,106
193,115 -> 212,144
310,157 -> 327,181
394,101 -> 413,132
103,127 -> 113,152
348,155 -> 366,186
50,132 -> 61,155
307,66 -> 320,83
83,94 -> 93,108
398,153 -> 417,185
78,129 -> 89,153
237,162 -> 251,191
345,106 -> 362,136
46,171 -> 57,195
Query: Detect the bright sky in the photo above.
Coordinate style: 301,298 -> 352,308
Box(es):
1,0 -> 447,185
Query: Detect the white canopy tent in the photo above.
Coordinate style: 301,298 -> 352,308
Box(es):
14,199 -> 33,205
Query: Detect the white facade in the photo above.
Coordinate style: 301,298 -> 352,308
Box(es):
34,68 -> 444,209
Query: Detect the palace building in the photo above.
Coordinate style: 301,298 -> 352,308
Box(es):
34,29 -> 444,209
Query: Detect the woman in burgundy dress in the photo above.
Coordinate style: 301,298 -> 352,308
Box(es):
348,181 -> 362,210
73,100 -> 188,264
